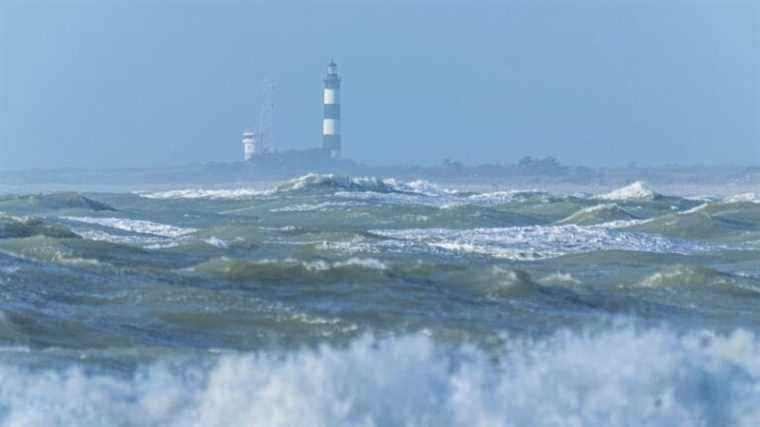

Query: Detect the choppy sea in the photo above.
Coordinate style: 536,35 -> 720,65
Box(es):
1,174 -> 760,426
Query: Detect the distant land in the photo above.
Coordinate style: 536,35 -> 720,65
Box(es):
1,154 -> 759,193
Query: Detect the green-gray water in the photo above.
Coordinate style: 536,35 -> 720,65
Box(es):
1,175 -> 759,426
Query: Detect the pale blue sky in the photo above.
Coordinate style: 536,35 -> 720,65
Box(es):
1,0 -> 758,170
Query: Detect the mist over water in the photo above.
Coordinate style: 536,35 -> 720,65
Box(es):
2,2 -> 758,169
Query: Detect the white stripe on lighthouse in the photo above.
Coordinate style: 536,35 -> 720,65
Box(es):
323,88 -> 338,105
323,118 -> 338,135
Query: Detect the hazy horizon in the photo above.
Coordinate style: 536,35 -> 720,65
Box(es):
1,0 -> 758,171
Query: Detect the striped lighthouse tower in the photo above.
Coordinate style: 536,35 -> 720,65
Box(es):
322,60 -> 341,158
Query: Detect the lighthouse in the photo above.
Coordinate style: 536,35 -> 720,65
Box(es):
322,60 -> 341,158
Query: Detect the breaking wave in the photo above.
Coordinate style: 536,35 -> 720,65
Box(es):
64,217 -> 197,238
635,264 -> 760,294
0,236 -> 104,266
0,215 -> 79,240
370,225 -> 718,260
557,203 -> 640,226
140,187 -> 276,200
139,174 -> 549,208
629,200 -> 760,242
725,193 -> 760,204
2,325 -> 760,426
598,181 -> 659,201
192,257 -> 388,284
140,174 -> 412,200
0,192 -> 115,212
276,173 -> 408,194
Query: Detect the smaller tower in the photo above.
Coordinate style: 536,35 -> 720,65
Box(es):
242,129 -> 255,160
322,60 -> 341,158
243,80 -> 276,161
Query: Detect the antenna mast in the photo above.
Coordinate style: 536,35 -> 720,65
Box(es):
257,79 -> 277,153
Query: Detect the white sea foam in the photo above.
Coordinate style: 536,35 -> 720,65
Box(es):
336,187 -> 550,209
277,173 -> 397,193
577,203 -> 619,214
598,181 -> 658,201
1,326 -> 760,426
73,230 -> 181,249
371,224 -> 716,260
680,203 -> 710,215
557,203 -> 642,225
139,173 -> 546,208
203,236 -> 229,249
333,257 -> 387,270
219,257 -> 387,271
725,193 -> 760,204
270,201 -> 362,213
465,189 -> 551,204
140,188 -> 275,200
139,174 -> 401,201
541,272 -> 581,285
64,217 -> 197,238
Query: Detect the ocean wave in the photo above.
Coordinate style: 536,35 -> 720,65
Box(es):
191,257 -> 388,283
557,203 -> 640,226
190,256 -> 575,301
598,181 -> 659,201
1,326 -> 760,426
73,229 -> 182,250
0,215 -> 79,240
139,187 -> 276,200
679,203 -> 710,215
725,193 -> 760,204
0,192 -> 115,212
269,201 -> 364,213
465,189 -> 551,204
635,264 -> 760,294
334,188 -> 553,210
475,267 -> 540,298
369,225 -> 717,260
629,201 -> 760,243
0,236 -> 108,267
139,174 -> 548,208
64,217 -> 197,238
138,174 -> 411,201
276,173 -> 405,194
541,272 -> 582,285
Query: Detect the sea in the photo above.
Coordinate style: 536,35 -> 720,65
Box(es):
0,173 -> 759,426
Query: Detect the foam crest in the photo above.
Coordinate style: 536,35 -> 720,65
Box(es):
140,188 -> 275,200
276,173 -> 402,194
635,265 -> 760,296
725,193 -> 760,204
371,225 -> 715,260
64,217 -> 197,238
138,174 -> 546,207
192,257 -> 388,283
557,203 -> 640,226
0,215 -> 79,239
2,326 -> 760,426
270,201 -> 362,213
599,181 -> 658,201
138,174 -> 408,201
336,186 -> 550,208
465,189 -> 551,204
